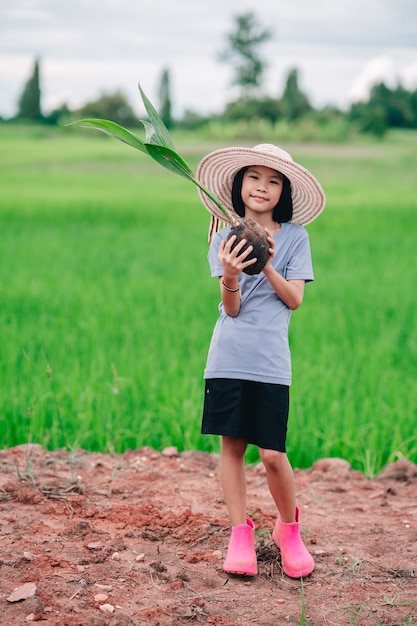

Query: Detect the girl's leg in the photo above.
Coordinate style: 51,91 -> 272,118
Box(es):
259,447 -> 315,578
220,435 -> 247,526
221,435 -> 257,576
259,448 -> 296,522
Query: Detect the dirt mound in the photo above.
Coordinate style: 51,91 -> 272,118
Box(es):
1,445 -> 416,625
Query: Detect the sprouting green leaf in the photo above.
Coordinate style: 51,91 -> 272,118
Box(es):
140,120 -> 162,145
143,145 -> 231,219
69,84 -> 234,223
139,83 -> 175,150
71,118 -> 147,153
144,144 -> 194,179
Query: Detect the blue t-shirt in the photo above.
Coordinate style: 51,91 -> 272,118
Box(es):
204,222 -> 314,385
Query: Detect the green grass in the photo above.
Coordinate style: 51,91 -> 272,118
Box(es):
1,124 -> 416,474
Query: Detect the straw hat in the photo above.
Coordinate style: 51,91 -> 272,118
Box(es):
196,143 -> 326,226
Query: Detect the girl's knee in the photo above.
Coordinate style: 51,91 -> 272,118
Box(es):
222,436 -> 247,459
259,448 -> 287,471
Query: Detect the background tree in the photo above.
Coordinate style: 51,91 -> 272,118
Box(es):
349,81 -> 417,137
373,83 -> 414,128
219,11 -> 272,96
158,68 -> 173,129
77,91 -> 138,127
280,68 -> 311,120
44,103 -> 71,126
223,95 -> 283,123
17,57 -> 42,120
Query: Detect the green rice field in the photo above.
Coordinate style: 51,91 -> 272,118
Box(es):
1,124 -> 416,474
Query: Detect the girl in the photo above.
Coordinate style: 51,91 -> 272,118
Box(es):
196,144 -> 325,579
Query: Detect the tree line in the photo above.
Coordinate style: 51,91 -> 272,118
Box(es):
6,12 -> 417,138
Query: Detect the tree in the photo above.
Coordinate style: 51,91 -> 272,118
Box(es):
350,99 -> 388,137
219,11 -> 272,96
17,58 -> 42,120
223,95 -> 283,123
349,81 -> 417,136
77,91 -> 138,127
373,83 -> 414,128
44,103 -> 71,126
158,68 -> 173,129
280,68 -> 311,120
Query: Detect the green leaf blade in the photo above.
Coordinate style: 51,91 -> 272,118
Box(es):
144,144 -> 193,179
144,144 -> 232,221
69,85 -> 233,223
138,84 -> 175,150
71,118 -> 147,154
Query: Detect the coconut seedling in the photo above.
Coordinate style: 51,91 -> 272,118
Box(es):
73,84 -> 270,274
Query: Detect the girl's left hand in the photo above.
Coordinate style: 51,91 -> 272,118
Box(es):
263,228 -> 275,268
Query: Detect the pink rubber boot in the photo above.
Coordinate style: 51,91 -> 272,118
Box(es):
272,507 -> 315,578
223,518 -> 258,576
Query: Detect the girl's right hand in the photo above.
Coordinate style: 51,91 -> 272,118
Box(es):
218,235 -> 257,278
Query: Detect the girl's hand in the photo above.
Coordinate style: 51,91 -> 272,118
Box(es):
263,228 -> 275,269
218,235 -> 257,279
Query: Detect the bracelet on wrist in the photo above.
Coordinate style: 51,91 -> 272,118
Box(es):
221,279 -> 239,293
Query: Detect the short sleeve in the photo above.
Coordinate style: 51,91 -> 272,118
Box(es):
208,230 -> 228,277
284,231 -> 314,282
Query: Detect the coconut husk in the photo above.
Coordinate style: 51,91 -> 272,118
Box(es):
226,219 -> 270,275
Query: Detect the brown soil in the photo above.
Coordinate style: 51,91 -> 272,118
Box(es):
1,445 -> 416,626
227,219 -> 270,275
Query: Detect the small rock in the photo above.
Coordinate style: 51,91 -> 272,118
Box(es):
87,541 -> 103,550
94,593 -> 108,603
136,553 -> 145,562
99,603 -> 115,613
212,550 -> 222,559
169,579 -> 184,591
162,446 -> 178,457
23,551 -> 36,561
311,458 -> 351,480
8,582 -> 37,602
111,552 -> 120,560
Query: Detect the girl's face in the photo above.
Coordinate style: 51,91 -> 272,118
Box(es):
241,165 -> 283,217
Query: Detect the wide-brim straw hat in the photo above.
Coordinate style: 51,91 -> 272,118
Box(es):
196,143 -> 326,226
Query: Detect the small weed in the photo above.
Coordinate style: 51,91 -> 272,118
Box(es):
337,551 -> 365,573
14,445 -> 36,484
291,578 -> 311,626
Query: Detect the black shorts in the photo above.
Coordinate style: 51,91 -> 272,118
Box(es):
202,378 -> 290,452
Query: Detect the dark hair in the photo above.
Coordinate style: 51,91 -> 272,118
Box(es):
231,166 -> 293,223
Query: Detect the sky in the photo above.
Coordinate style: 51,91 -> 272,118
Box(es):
1,0 -> 417,119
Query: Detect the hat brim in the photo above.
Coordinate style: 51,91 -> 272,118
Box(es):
196,145 -> 325,226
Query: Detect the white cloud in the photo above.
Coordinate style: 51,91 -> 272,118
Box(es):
1,0 -> 416,118
401,61 -> 417,90
348,54 -> 417,102
348,56 -> 398,102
